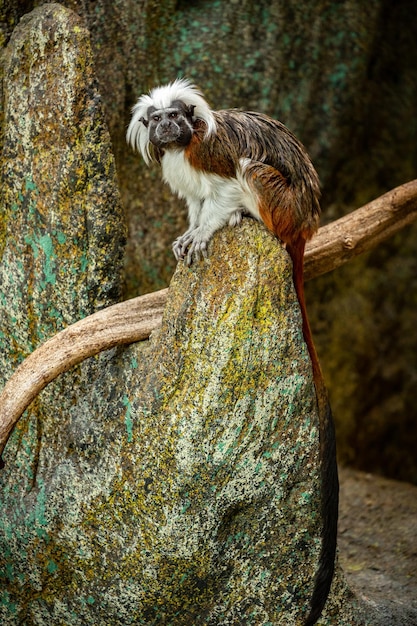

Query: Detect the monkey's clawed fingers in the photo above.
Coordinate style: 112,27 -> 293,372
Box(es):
172,229 -> 210,266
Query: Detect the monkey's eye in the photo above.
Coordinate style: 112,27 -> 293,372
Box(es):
152,114 -> 161,122
168,111 -> 178,119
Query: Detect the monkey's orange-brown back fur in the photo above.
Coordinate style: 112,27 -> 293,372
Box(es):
185,111 -> 321,243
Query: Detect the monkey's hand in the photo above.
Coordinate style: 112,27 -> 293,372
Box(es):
173,208 -> 246,265
172,227 -> 213,266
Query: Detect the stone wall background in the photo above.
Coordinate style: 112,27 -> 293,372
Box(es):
1,0 -> 417,482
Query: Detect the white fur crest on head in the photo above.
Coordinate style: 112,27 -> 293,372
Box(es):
126,78 -> 216,165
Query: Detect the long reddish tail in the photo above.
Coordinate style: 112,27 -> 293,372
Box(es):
286,239 -> 339,626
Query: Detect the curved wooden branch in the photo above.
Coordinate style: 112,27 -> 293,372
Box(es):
304,178 -> 417,280
1,179 -> 417,464
0,289 -> 167,466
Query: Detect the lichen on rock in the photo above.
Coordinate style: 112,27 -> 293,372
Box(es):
0,2 -> 126,369
0,5 -> 126,621
0,209 -> 368,624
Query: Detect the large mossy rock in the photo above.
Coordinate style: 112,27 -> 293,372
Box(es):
0,3 -> 126,373
0,3 -> 125,618
1,211 -> 368,623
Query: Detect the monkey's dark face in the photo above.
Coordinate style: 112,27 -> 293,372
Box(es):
143,100 -> 195,150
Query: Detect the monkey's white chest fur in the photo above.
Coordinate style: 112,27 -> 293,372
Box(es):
162,150 -> 259,263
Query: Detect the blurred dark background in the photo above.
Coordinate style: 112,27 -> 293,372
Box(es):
2,0 -> 417,483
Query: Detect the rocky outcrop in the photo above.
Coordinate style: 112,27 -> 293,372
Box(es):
0,3 -> 126,375
0,194 -> 367,623
0,4 -> 126,620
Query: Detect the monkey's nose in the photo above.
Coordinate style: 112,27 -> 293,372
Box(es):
156,120 -> 180,143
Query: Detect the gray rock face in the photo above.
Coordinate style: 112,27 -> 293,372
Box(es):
0,206 -> 366,624
0,2 -> 126,375
0,3 -> 125,618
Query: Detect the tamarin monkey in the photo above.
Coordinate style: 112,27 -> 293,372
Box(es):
127,78 -> 339,626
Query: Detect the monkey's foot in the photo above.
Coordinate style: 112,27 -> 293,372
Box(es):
172,228 -> 213,266
228,210 -> 243,227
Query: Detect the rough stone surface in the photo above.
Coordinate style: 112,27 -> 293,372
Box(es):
0,3 -> 126,619
0,2 -> 126,379
0,218 -> 366,624
338,468 -> 417,626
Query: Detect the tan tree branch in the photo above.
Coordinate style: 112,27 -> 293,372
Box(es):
304,178 -> 417,280
1,179 -> 417,464
0,289 -> 167,465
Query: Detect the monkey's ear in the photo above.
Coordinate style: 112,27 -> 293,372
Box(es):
186,104 -> 196,118
140,116 -> 149,128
